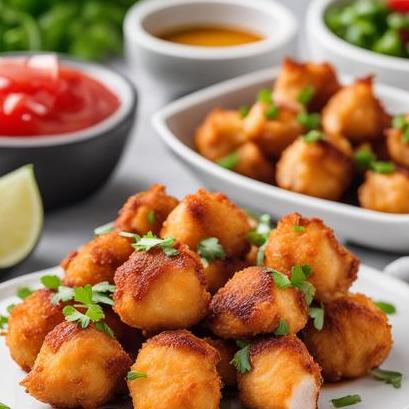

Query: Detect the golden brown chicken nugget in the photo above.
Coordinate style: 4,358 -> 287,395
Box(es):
115,184 -> 179,235
265,213 -> 359,302
21,321 -> 131,409
386,125 -> 409,167
238,336 -> 322,409
6,288 -> 65,371
161,189 -> 251,258
208,266 -> 308,339
128,330 -> 221,409
302,293 -> 392,381
114,243 -> 210,331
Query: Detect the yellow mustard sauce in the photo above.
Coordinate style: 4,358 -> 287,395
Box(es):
158,25 -> 263,47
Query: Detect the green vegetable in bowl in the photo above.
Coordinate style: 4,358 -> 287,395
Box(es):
0,0 -> 139,61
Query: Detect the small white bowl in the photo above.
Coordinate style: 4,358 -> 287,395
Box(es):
124,0 -> 297,93
306,0 -> 409,90
152,67 -> 409,253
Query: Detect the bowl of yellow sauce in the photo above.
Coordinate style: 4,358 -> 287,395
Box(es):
124,0 -> 297,92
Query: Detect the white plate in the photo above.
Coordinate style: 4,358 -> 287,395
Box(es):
1,265 -> 409,408
152,67 -> 409,252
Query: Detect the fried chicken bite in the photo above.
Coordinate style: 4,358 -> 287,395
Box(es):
205,337 -> 237,387
265,213 -> 359,302
21,322 -> 131,409
386,120 -> 409,167
114,243 -> 210,331
128,330 -> 221,409
238,336 -> 322,409
62,231 -> 133,287
115,184 -> 179,235
208,266 -> 308,339
233,142 -> 275,183
195,108 -> 246,161
273,58 -> 340,112
322,77 -> 390,144
276,135 -> 354,200
302,293 -> 392,381
6,289 -> 65,371
358,169 -> 409,213
243,102 -> 303,157
161,189 -> 251,258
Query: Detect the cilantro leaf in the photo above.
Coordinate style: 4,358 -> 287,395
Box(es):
51,286 -> 75,305
74,285 -> 93,305
17,287 -> 33,300
265,104 -> 279,120
217,152 -> 239,170
370,368 -> 402,388
303,130 -> 324,143
147,210 -> 156,225
354,148 -> 376,171
0,315 -> 8,330
239,105 -> 250,119
256,242 -> 267,266
257,89 -> 273,104
309,305 -> 325,330
63,306 -> 90,329
92,282 -> 115,294
197,237 -> 226,264
0,403 -> 11,409
127,371 -> 148,380
6,304 -> 15,314
331,394 -> 362,407
370,161 -> 395,174
85,304 -> 105,322
297,112 -> 321,130
95,321 -> 115,338
274,319 -> 289,336
375,301 -> 396,315
293,225 -> 305,233
298,85 -> 315,106
293,280 -> 315,305
131,232 -> 179,257
94,222 -> 114,236
41,275 -> 61,290
230,341 -> 251,374
271,270 -> 292,288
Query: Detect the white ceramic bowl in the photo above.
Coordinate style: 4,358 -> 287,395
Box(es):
153,67 -> 409,253
306,0 -> 409,90
124,0 -> 297,93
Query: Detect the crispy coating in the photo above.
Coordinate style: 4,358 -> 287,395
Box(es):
195,108 -> 246,161
243,102 -> 303,157
62,231 -> 133,286
205,337 -> 237,387
161,189 -> 251,258
386,122 -> 409,167
273,58 -> 340,112
322,77 -> 390,144
128,330 -> 222,409
6,289 -> 64,371
358,170 -> 409,213
234,142 -> 275,183
21,322 -> 131,409
265,213 -> 359,302
302,293 -> 392,381
208,266 -> 308,339
115,184 -> 179,235
276,137 -> 354,200
114,243 -> 210,331
238,336 -> 322,409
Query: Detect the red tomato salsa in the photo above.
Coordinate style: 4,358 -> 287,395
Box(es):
0,55 -> 120,136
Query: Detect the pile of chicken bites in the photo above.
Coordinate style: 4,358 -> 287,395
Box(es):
4,185 -> 394,409
195,58 -> 409,214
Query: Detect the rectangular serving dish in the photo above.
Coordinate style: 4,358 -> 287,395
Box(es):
152,67 -> 409,252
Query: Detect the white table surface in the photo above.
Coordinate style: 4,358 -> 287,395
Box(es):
3,0 -> 405,282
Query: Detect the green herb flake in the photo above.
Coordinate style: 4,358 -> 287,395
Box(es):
0,315 -> 8,330
303,130 -> 324,143
217,152 -> 239,170
127,371 -> 148,380
392,114 -> 407,130
147,210 -> 156,225
63,305 -> 91,329
298,85 -> 315,106
41,275 -> 61,290
354,148 -> 376,170
370,368 -> 402,388
274,319 -> 289,336
370,161 -> 396,174
94,222 -> 114,236
264,104 -> 279,120
294,280 -> 316,305
132,232 -> 179,257
74,285 -> 94,305
52,286 -> 75,305
95,321 -> 114,338
256,242 -> 267,266
230,340 -> 251,374
197,237 -> 226,265
0,403 -> 11,409
331,394 -> 362,407
375,301 -> 396,315
402,127 -> 409,143
17,287 -> 33,300
297,112 -> 321,130
239,105 -> 250,119
6,304 -> 15,314
257,89 -> 273,104
309,304 -> 325,330
271,270 -> 292,288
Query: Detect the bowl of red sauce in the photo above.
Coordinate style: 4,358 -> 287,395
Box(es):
0,53 -> 137,209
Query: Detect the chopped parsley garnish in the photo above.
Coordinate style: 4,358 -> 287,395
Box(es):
217,152 -> 239,170
297,112 -> 321,130
303,130 -> 324,143
264,104 -> 279,120
246,214 -> 274,266
354,148 -> 376,171
121,231 -> 179,257
197,237 -> 225,267
41,275 -> 61,290
370,161 -> 395,174
298,85 -> 315,106
257,89 -> 273,104
94,222 -> 114,236
147,210 -> 156,225
127,371 -> 148,380
17,287 -> 33,300
375,301 -> 396,315
309,304 -> 325,330
274,319 -> 289,336
293,225 -> 305,233
239,105 -> 250,119
331,394 -> 362,407
370,368 -> 402,388
230,340 -> 251,374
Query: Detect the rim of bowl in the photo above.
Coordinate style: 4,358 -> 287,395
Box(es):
307,0 -> 409,72
124,0 -> 297,60
0,52 -> 137,148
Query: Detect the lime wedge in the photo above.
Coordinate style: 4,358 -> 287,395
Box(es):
0,165 -> 43,269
